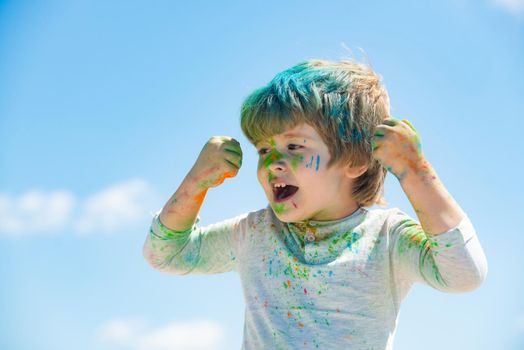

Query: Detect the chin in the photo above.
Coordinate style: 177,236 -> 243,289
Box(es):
269,204 -> 306,223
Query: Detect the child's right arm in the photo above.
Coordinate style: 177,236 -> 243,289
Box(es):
143,136 -> 244,275
159,136 -> 242,232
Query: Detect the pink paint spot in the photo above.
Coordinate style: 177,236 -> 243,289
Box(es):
304,288 -> 308,294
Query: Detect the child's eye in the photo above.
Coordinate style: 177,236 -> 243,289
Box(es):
288,144 -> 303,151
257,148 -> 270,156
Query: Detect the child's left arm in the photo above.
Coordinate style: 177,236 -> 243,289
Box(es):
372,118 -> 465,236
372,118 -> 487,292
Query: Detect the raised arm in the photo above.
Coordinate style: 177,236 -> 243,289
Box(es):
143,136 -> 243,275
159,136 -> 243,231
372,118 -> 464,235
372,118 -> 487,292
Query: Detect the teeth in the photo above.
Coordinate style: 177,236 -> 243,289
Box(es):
273,183 -> 287,188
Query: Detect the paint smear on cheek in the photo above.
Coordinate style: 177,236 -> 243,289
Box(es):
290,154 -> 304,171
305,156 -> 314,169
305,155 -> 320,171
264,150 -> 284,169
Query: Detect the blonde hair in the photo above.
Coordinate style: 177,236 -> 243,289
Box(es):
241,59 -> 390,207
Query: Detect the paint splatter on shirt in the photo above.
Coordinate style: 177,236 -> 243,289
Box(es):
143,206 -> 487,349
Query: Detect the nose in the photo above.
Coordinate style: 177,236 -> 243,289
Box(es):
265,150 -> 288,173
268,159 -> 287,173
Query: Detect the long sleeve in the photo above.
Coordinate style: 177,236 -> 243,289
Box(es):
142,211 -> 247,275
388,209 -> 488,293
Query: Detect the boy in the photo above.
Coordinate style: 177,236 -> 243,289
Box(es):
143,60 -> 487,349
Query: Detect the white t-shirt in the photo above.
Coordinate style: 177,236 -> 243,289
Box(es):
143,206 -> 487,349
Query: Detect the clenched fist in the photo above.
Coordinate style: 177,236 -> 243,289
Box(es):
371,118 -> 425,180
189,136 -> 243,189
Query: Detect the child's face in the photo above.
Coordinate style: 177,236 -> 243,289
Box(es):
256,123 -> 356,223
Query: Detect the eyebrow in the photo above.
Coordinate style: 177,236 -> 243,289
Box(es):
255,132 -> 313,147
281,132 -> 310,139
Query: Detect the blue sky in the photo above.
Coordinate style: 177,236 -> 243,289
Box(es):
1,1 -> 523,349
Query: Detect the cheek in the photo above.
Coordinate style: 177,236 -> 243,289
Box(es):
256,163 -> 271,188
303,154 -> 322,171
257,157 -> 264,170
256,166 -> 264,184
289,154 -> 305,171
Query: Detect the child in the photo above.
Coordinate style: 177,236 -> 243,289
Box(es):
143,59 -> 488,349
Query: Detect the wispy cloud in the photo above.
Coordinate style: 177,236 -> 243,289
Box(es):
0,190 -> 76,236
75,179 -> 154,235
0,178 -> 156,237
97,318 -> 225,350
492,0 -> 524,15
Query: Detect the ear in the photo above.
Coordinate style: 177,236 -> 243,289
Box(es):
345,164 -> 368,179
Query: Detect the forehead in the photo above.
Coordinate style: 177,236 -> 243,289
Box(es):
256,123 -> 323,146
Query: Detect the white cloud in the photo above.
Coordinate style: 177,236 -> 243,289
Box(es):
75,179 -> 154,235
97,318 -> 225,350
493,0 -> 524,15
0,178 -> 156,237
0,190 -> 76,236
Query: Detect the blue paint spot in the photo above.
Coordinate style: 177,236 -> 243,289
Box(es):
315,155 -> 320,171
306,155 -> 314,169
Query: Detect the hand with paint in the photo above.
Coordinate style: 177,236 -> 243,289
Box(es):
371,118 -> 425,180
189,136 -> 243,189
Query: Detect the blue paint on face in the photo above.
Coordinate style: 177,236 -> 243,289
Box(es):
305,155 -> 314,169
316,155 -> 320,171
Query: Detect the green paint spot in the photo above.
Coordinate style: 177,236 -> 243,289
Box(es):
264,149 -> 284,169
198,179 -> 215,189
290,154 -> 304,171
273,203 -> 286,214
396,220 -> 447,287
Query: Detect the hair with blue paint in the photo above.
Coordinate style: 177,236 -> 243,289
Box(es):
240,59 -> 390,207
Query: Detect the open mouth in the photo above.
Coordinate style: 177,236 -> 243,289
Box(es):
272,183 -> 299,203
